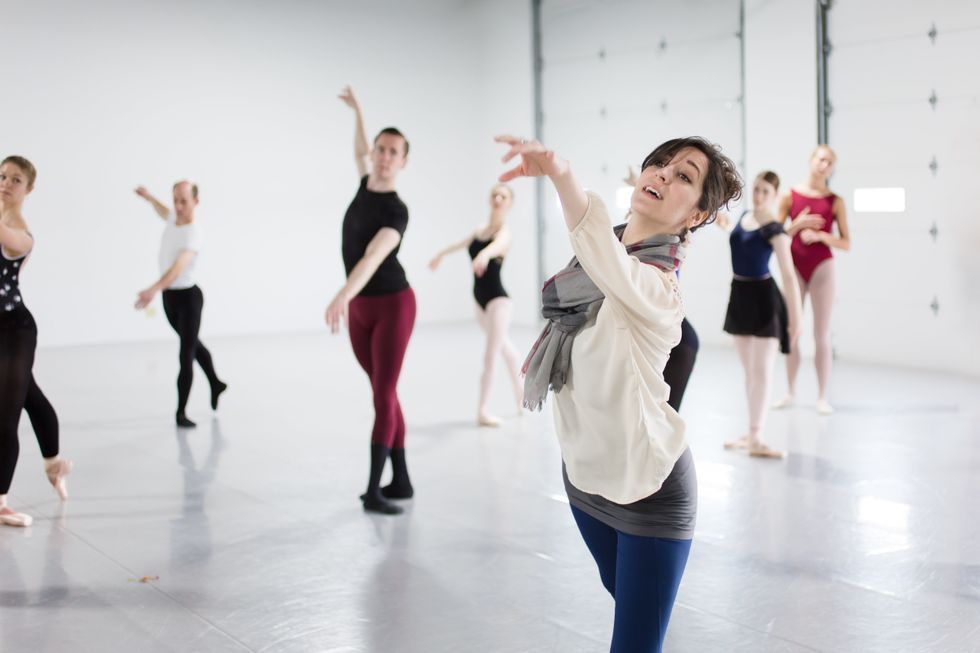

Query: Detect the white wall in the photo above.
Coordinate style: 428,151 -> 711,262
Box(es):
826,0 -> 980,376
538,0 -> 744,344
744,0 -> 979,377
741,0 -> 820,356
6,0 -> 537,349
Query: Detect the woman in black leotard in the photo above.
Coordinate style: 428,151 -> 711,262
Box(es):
429,183 -> 524,426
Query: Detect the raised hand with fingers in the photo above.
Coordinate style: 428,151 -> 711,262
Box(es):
338,85 -> 360,110
494,135 -> 568,181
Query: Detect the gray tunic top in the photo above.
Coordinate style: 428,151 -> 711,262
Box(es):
564,447 -> 697,539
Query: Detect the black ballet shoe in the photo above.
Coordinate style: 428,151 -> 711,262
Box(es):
380,482 -> 414,500
176,413 -> 197,429
360,491 -> 403,515
211,381 -> 228,410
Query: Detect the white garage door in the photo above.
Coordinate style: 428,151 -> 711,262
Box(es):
538,0 -> 745,288
827,1 -> 980,374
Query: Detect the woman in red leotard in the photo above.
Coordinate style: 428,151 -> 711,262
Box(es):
774,145 -> 850,415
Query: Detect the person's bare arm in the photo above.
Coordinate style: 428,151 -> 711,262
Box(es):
135,249 -> 195,308
812,196 -> 851,251
429,233 -> 476,271
471,226 -> 513,277
134,186 -> 170,220
0,223 -> 33,258
771,234 -> 802,344
324,228 -> 402,333
339,86 -> 370,179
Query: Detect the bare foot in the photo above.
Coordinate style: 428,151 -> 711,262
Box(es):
723,435 -> 750,450
477,413 -> 501,428
748,443 -> 787,459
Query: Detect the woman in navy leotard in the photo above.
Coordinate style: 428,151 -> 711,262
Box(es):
429,184 -> 524,427
718,171 -> 802,458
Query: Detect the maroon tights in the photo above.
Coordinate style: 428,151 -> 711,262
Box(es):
348,288 -> 416,448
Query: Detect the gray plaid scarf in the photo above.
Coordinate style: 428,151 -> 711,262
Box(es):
522,224 -> 685,411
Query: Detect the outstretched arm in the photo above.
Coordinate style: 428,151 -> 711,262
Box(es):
495,135 -> 677,326
134,186 -> 170,220
135,250 -> 195,308
339,85 -> 370,178
0,223 -> 33,258
429,233 -> 475,271
496,135 -> 588,231
324,228 -> 402,333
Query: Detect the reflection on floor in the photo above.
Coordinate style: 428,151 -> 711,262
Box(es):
2,325 -> 978,652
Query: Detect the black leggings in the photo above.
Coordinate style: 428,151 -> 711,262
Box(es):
0,308 -> 59,494
664,318 -> 699,412
162,286 -> 220,414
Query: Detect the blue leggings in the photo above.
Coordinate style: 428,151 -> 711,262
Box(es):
571,505 -> 692,653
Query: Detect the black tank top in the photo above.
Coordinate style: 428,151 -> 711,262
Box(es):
467,237 -> 508,309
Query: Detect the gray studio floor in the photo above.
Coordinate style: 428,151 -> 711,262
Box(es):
1,324 -> 978,653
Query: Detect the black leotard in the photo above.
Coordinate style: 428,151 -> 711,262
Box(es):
467,238 -> 508,310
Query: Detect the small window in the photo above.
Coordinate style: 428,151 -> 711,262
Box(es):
854,187 -> 905,213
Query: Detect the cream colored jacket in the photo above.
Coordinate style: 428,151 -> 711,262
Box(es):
553,192 -> 687,504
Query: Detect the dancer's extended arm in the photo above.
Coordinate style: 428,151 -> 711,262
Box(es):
135,250 -> 195,309
339,85 -> 370,179
429,234 -> 474,271
134,186 -> 170,220
324,228 -> 402,333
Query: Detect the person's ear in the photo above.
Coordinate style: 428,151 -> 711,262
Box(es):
689,209 -> 709,230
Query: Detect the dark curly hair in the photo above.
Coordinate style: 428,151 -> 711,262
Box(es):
641,136 -> 742,235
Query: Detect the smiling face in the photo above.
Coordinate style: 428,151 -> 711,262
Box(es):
489,184 -> 513,211
631,146 -> 711,235
0,161 -> 33,207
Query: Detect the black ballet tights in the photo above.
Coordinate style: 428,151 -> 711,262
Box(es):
162,286 -> 223,424
0,309 -> 37,494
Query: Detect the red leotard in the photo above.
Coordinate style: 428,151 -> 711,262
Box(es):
788,189 -> 836,283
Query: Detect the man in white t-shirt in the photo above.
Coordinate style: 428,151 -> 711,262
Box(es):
134,181 -> 226,428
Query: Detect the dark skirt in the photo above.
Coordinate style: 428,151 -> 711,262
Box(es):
723,277 -> 790,354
